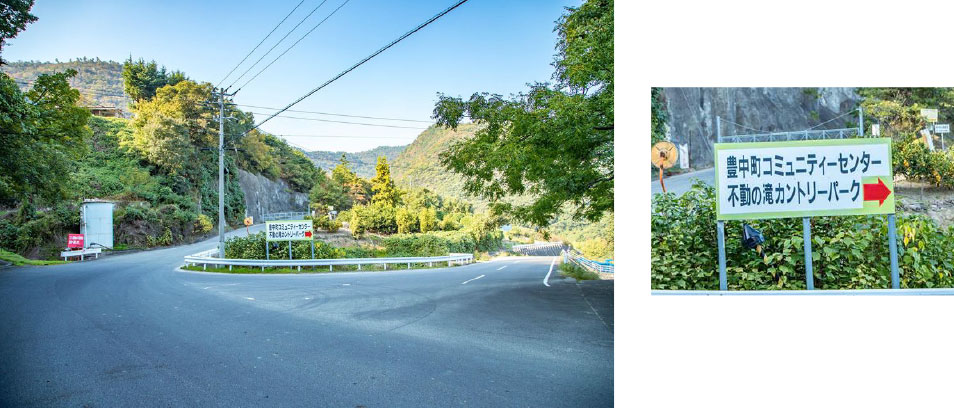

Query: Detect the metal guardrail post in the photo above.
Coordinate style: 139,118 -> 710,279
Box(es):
717,221 -> 727,291
803,217 -> 814,290
888,214 -> 900,289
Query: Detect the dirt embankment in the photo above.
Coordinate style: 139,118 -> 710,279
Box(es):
895,180 -> 954,229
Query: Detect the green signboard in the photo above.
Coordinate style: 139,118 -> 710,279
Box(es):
714,138 -> 894,220
265,220 -> 314,241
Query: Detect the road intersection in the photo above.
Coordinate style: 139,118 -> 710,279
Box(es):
1,226 -> 613,407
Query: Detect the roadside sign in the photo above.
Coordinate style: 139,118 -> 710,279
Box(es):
678,143 -> 689,169
714,138 -> 894,220
243,216 -> 253,226
921,108 -> 938,122
266,220 -> 313,241
935,123 -> 950,133
67,234 -> 84,249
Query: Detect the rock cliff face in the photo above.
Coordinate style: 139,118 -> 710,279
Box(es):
660,87 -> 861,168
236,169 -> 309,222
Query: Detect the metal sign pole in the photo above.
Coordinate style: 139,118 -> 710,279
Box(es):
716,116 -> 722,144
858,106 -> 864,137
288,241 -> 292,260
887,214 -> 900,288
717,221 -> 727,290
266,242 -> 270,260
802,217 -> 814,290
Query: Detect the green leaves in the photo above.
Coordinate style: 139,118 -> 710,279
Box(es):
652,183 -> 954,290
0,71 -> 91,205
432,1 -> 613,226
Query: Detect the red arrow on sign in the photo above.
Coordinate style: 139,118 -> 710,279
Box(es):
863,177 -> 892,206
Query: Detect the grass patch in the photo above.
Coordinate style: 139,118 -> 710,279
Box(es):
0,249 -> 69,266
559,262 -> 600,281
182,261 -> 461,274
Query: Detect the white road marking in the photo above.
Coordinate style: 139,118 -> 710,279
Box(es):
544,257 -> 557,287
342,284 -> 351,286
497,266 -> 507,270
245,297 -> 255,301
461,275 -> 485,285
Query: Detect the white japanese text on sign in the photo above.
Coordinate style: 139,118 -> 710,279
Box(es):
715,139 -> 894,220
265,220 -> 314,241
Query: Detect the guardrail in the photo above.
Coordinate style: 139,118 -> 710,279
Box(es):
511,241 -> 563,253
563,249 -> 614,274
261,212 -> 309,222
61,247 -> 102,261
183,249 -> 474,272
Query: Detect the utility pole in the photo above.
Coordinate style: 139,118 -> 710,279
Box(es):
213,87 -> 235,258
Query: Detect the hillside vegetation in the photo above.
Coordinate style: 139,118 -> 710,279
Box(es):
1,58 -> 127,110
304,145 -> 405,178
390,123 -> 614,260
0,59 -> 324,259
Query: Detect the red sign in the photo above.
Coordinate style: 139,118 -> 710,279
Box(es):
68,234 -> 84,249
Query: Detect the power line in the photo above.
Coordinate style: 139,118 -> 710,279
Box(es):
215,0 -> 307,88
803,108 -> 859,131
249,0 -> 470,134
226,0 -> 331,91
236,103 -> 431,123
276,133 -> 414,139
235,0 -> 352,93
246,111 -> 429,129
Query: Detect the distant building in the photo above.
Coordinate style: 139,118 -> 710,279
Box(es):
87,106 -> 126,118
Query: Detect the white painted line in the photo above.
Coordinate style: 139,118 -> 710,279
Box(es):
497,265 -> 507,270
342,284 -> 351,286
544,257 -> 557,287
245,297 -> 255,301
461,274 -> 485,285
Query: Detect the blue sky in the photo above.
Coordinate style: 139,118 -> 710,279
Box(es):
5,0 -> 579,152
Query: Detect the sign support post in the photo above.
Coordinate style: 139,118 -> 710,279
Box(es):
288,241 -> 292,260
266,242 -> 270,260
888,214 -> 900,288
714,138 -> 895,291
802,217 -> 814,290
716,116 -> 721,144
717,221 -> 727,291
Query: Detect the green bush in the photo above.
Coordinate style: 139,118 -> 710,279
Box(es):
325,218 -> 342,233
651,181 -> 954,290
382,233 -> 449,257
560,262 -> 600,281
225,231 -> 345,260
430,230 -> 477,253
195,213 -> 213,234
396,207 -> 416,234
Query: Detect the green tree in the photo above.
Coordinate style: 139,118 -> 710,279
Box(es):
396,207 -> 416,234
418,207 -> 437,233
122,57 -> 187,102
309,169 -> 349,214
126,80 -> 215,174
0,70 -> 91,205
651,87 -> 668,145
333,154 -> 370,207
432,0 -> 613,226
369,155 -> 399,206
0,0 -> 36,65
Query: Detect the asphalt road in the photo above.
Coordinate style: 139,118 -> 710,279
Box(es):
650,167 -> 715,196
0,226 -> 613,407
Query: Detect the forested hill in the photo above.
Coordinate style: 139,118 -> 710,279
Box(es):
390,123 -> 486,208
303,145 -> 406,179
389,123 -> 613,260
1,58 -> 128,111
